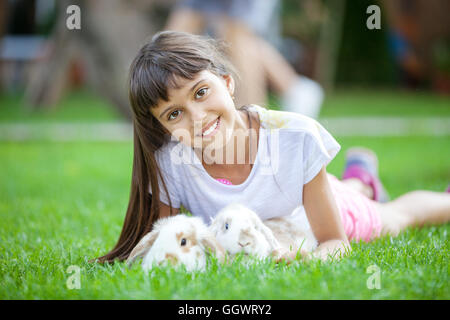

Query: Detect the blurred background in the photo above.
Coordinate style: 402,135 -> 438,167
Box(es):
0,0 -> 449,127
0,0 -> 449,300
1,0 -> 449,192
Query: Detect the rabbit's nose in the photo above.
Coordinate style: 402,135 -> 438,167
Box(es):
238,242 -> 251,247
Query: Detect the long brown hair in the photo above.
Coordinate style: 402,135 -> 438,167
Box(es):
95,31 -> 239,263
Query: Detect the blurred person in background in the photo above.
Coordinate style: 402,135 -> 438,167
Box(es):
165,0 -> 324,119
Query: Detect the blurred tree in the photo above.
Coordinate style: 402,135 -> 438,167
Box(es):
315,0 -> 346,92
25,0 -> 163,120
335,0 -> 396,87
281,0 -> 346,92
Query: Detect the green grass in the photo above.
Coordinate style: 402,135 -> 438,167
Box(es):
320,88 -> 450,118
270,88 -> 450,118
1,87 -> 449,123
0,89 -> 122,123
1,87 -> 449,299
1,136 -> 449,299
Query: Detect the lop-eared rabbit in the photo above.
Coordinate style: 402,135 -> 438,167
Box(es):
209,203 -> 317,260
127,215 -> 225,272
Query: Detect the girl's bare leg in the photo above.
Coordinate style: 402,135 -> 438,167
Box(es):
341,178 -> 373,199
219,18 -> 267,107
374,191 -> 450,236
165,8 -> 206,34
254,36 -> 297,95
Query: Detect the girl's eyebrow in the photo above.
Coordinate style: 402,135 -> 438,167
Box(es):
158,79 -> 207,119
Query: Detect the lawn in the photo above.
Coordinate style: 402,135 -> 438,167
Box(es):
0,89 -> 449,300
0,136 -> 448,300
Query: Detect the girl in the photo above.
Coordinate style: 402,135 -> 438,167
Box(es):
96,31 -> 450,263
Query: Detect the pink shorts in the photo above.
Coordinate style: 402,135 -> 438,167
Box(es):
328,175 -> 382,242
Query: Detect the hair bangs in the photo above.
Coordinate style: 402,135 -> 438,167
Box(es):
129,55 -> 210,113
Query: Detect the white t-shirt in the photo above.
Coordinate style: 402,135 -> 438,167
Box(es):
150,104 -> 341,224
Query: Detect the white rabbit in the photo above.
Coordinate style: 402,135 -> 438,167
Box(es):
209,203 -> 282,259
264,206 -> 318,254
126,214 -> 225,272
209,203 -> 317,260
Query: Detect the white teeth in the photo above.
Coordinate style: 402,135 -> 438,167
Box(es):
202,118 -> 218,136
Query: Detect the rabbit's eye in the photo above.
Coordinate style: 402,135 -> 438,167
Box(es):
180,238 -> 187,246
225,223 -> 229,230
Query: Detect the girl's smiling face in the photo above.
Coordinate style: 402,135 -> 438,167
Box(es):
151,70 -> 248,154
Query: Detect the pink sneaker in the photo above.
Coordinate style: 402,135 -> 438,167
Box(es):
342,147 -> 389,202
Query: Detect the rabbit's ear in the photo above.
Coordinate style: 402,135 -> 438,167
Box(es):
250,214 -> 281,250
200,234 -> 226,263
126,230 -> 159,267
208,216 -> 221,236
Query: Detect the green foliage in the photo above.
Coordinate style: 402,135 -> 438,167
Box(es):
281,0 -> 397,86
335,0 -> 397,86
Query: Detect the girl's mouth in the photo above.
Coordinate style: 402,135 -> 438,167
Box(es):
201,116 -> 220,137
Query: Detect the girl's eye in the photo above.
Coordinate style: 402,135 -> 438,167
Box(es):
168,110 -> 181,121
180,238 -> 187,246
195,87 -> 208,99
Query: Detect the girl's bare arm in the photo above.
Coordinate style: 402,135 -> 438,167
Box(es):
303,166 -> 351,261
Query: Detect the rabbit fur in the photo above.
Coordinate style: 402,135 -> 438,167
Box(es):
209,203 -> 317,259
126,214 -> 225,272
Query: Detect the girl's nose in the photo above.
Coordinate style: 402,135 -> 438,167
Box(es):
190,108 -> 208,135
191,107 -> 208,122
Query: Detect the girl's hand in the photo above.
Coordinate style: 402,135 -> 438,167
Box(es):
271,248 -> 308,264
